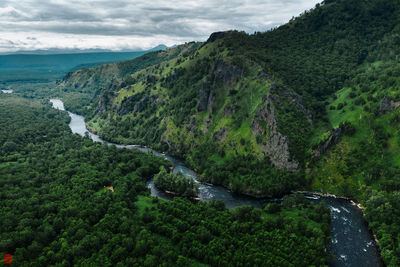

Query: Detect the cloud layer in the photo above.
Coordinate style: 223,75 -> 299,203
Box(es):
0,0 -> 321,53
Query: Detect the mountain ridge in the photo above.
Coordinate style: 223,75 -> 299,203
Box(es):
57,1 -> 400,264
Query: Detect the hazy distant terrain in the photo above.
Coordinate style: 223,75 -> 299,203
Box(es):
0,45 -> 169,84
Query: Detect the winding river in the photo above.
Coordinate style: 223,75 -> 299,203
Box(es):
50,99 -> 382,267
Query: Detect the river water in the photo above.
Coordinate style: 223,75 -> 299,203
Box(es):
50,99 -> 382,267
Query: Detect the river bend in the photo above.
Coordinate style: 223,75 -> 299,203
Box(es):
50,99 -> 382,267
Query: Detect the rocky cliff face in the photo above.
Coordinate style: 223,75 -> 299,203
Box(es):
95,91 -> 117,117
312,127 -> 343,159
251,83 -> 312,171
197,59 -> 242,115
252,94 -> 300,171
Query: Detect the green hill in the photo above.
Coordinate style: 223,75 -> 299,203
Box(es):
58,1 -> 400,264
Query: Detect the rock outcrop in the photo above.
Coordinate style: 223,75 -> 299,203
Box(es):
312,127 -> 343,159
197,59 -> 242,115
117,93 -> 143,115
117,93 -> 157,116
251,83 -> 313,171
251,94 -> 299,172
197,80 -> 209,112
96,91 -> 116,115
205,31 -> 233,44
379,96 -> 400,114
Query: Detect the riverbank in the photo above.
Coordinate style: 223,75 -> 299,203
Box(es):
51,99 -> 384,266
85,123 -> 99,135
157,188 -> 201,201
85,116 -> 383,263
294,190 -> 383,265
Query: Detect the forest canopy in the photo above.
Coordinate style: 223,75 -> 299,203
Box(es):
0,95 -> 331,265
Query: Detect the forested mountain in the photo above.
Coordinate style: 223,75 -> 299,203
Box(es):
57,42 -> 201,115
54,0 -> 400,264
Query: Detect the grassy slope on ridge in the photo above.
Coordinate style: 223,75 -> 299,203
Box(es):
57,42 -> 201,115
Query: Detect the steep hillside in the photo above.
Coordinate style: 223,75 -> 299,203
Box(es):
79,37 -> 312,197
59,0 -> 399,195
57,42 -> 201,114
58,1 -> 400,263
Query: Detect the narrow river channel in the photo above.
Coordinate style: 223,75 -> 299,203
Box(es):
50,99 -> 382,267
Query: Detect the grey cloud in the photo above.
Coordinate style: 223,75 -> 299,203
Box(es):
0,0 -> 320,52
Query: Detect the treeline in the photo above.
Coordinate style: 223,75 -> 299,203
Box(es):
153,166 -> 199,198
189,147 -> 306,197
137,195 -> 331,266
365,191 -> 400,266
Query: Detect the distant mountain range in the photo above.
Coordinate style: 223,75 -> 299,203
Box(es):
0,45 -> 168,82
0,44 -> 168,55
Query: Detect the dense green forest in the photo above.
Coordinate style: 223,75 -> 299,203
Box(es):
4,0 -> 400,265
52,0 -> 400,265
0,95 -> 331,265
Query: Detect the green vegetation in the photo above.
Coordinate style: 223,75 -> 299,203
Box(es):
0,94 -> 331,265
4,0 -> 400,264
52,2 -> 400,263
0,50 -> 164,112
153,166 -> 199,198
308,58 -> 400,266
55,0 -> 400,201
57,42 -> 201,116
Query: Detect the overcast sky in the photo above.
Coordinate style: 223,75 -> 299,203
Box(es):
0,0 -> 321,53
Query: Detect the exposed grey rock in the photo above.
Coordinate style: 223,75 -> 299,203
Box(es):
96,91 -> 116,115
134,96 -> 157,112
207,91 -> 216,115
116,93 -> 144,116
213,127 -> 228,142
251,94 -> 299,172
222,104 -> 237,117
197,81 -> 209,112
96,96 -> 107,114
379,96 -> 400,114
206,59 -> 242,115
312,127 -> 343,159
202,117 -> 212,134
188,115 -> 197,130
115,93 -> 157,115
213,59 -> 242,87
